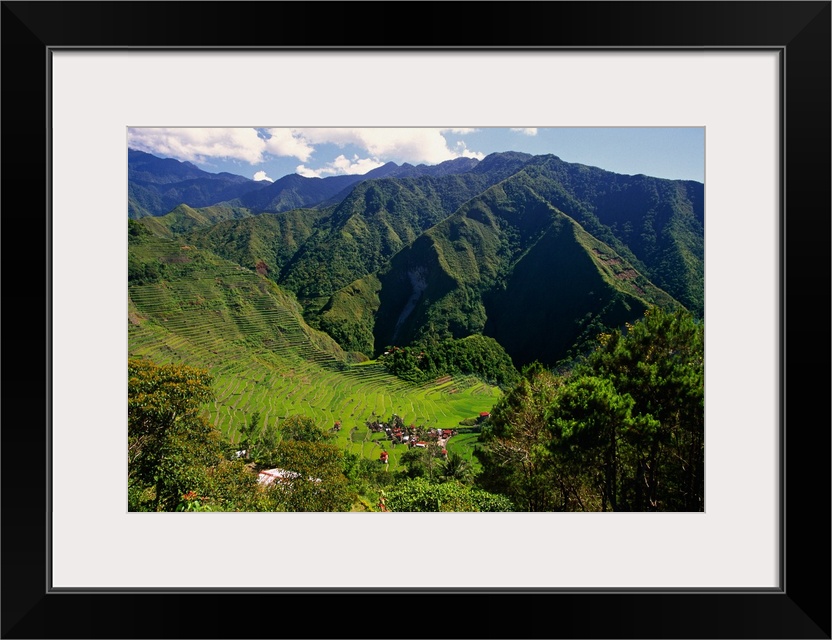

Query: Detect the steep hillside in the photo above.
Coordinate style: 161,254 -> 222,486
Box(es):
518,155 -> 704,315
183,207 -> 330,276
138,203 -> 255,238
277,174 -> 492,299
265,154 -> 537,300
128,223 -> 502,450
317,173 -> 681,367
130,150 -> 703,370
188,165 -> 532,305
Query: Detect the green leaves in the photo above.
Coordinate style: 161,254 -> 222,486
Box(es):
380,335 -> 519,387
549,375 -> 635,443
476,366 -> 566,511
552,307 -> 704,511
384,477 -> 514,512
475,307 -> 704,512
278,414 -> 333,444
265,439 -> 354,512
128,358 -> 224,511
440,452 -> 473,484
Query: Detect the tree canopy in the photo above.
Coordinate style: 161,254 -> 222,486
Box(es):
476,307 -> 704,511
128,358 -> 225,511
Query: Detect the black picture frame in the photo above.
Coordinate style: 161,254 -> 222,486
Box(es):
2,2 -> 829,638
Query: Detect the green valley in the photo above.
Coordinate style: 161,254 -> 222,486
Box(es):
128,230 -> 501,478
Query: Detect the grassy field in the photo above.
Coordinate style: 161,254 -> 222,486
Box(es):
128,239 -> 502,473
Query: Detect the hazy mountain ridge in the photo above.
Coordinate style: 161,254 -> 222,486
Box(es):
128,149 -> 486,219
128,149 -> 271,218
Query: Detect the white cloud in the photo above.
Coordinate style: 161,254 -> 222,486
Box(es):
253,170 -> 273,182
127,127 -> 266,164
296,154 -> 385,179
454,140 -> 486,160
127,127 -> 486,179
262,128 -> 315,162
295,166 -> 317,178
288,128 -> 483,166
510,128 -> 538,136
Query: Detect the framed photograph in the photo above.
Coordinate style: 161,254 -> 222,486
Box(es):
3,1 -> 829,638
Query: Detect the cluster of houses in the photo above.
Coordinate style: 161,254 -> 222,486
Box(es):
366,415 -> 459,450
253,412 -> 493,486
377,425 -> 458,465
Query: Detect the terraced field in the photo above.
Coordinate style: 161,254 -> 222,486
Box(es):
445,432 -> 484,473
128,239 -> 500,472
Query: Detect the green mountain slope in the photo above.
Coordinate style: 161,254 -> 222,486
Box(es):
518,156 -> 704,315
276,175 -> 487,299
183,207 -> 329,276
317,172 -> 681,367
130,149 -> 703,375
190,162 -> 533,304
128,228 -> 502,463
138,203 -> 255,238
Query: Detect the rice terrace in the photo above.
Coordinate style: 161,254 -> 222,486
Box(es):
128,127 -> 705,513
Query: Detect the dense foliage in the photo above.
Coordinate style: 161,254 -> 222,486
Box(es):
128,358 -> 261,511
475,363 -> 569,511
128,359 -> 355,512
262,440 -> 354,512
477,307 -> 704,511
379,334 -> 520,387
128,252 -> 167,286
384,477 -> 514,512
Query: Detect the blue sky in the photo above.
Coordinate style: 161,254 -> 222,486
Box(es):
127,127 -> 704,184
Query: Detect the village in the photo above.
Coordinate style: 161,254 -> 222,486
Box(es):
258,411 -> 490,485
366,411 -> 490,463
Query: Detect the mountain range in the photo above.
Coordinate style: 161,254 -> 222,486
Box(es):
128,148 -> 703,369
